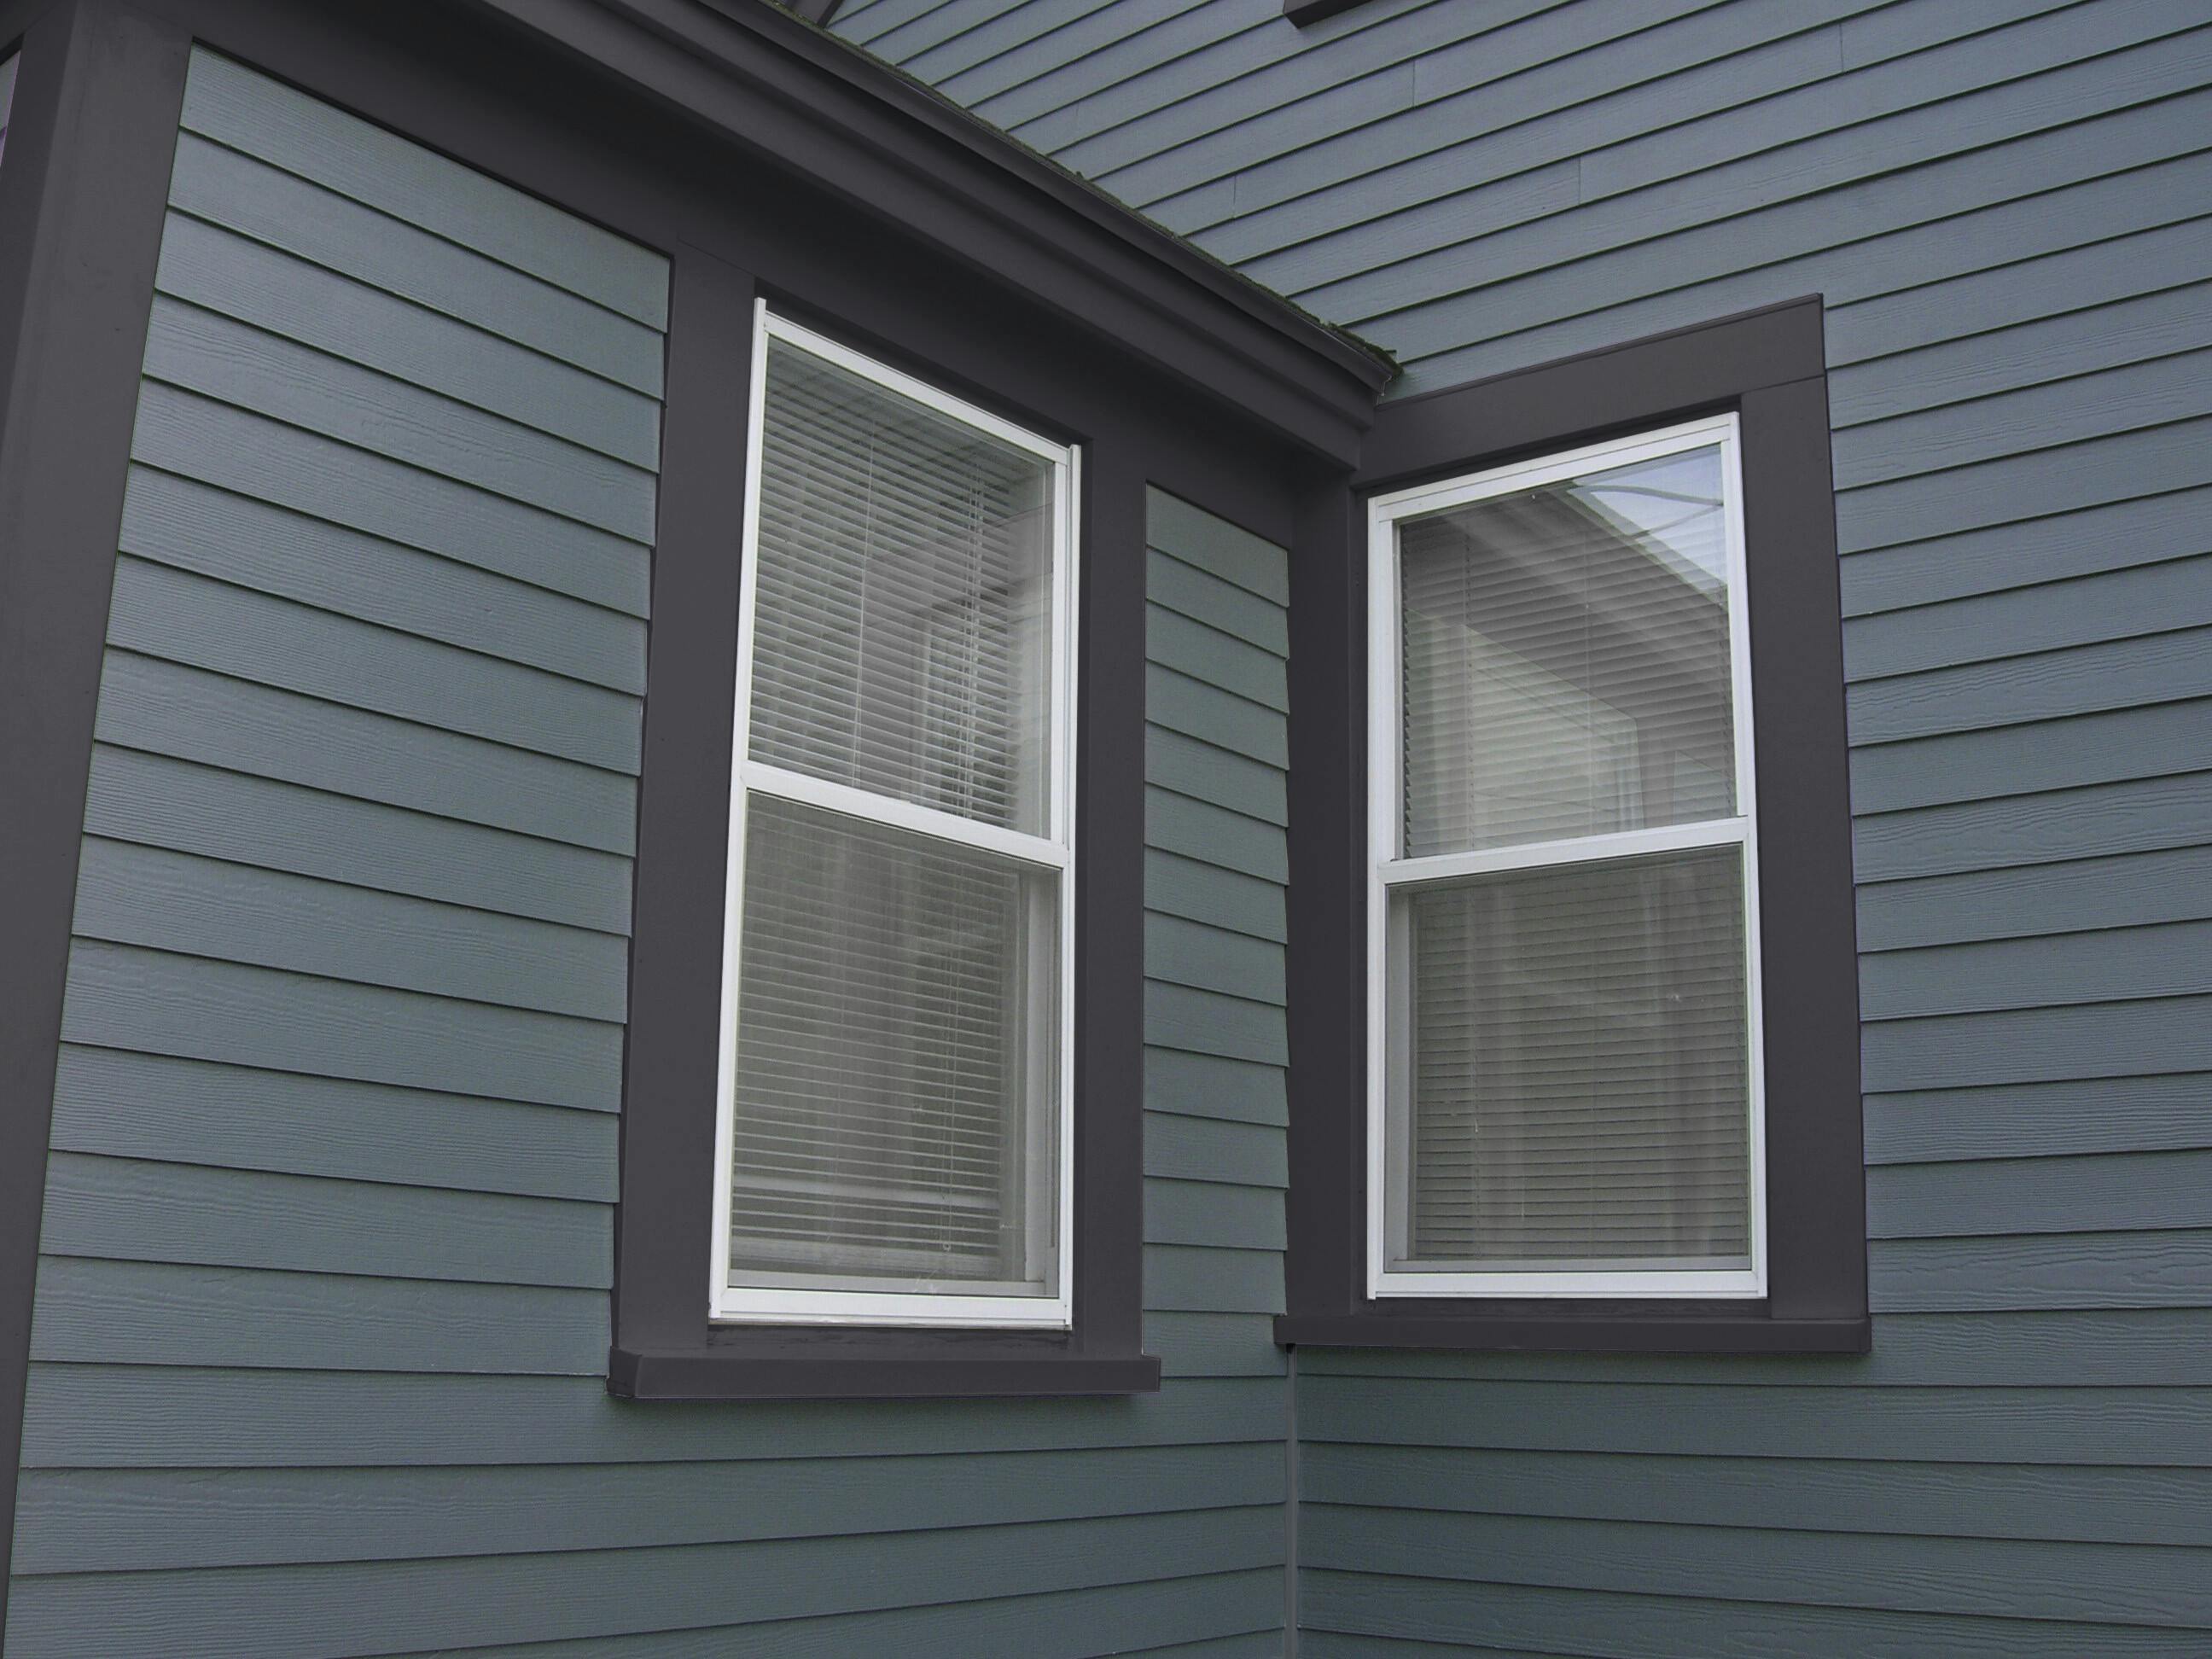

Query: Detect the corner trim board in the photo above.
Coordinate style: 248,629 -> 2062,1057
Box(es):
0,0 -> 191,1629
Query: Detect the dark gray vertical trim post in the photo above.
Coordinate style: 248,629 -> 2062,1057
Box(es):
1072,438 -> 1148,1361
1740,370 -> 1867,1324
611,241 -> 754,1364
0,0 -> 189,1629
1282,474 -> 1362,1323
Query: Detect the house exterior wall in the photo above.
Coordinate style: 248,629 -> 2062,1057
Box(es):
4,45 -> 1292,1656
839,0 -> 2212,1650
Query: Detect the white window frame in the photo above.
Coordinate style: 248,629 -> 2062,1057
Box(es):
1365,412 -> 1767,1301
708,304 -> 1080,1330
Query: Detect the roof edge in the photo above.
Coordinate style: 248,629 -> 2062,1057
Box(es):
469,0 -> 1393,463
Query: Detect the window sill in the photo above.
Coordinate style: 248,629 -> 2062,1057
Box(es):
609,1343 -> 1161,1401
1272,1312 -> 1870,1355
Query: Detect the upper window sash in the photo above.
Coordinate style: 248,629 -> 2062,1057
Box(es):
1363,412 -> 1767,1302
709,303 -> 1080,1330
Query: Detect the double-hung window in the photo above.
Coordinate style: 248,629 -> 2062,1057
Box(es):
1366,414 -> 1764,1300
711,306 -> 1078,1329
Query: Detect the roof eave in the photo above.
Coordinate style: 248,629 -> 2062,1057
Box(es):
469,0 -> 1394,464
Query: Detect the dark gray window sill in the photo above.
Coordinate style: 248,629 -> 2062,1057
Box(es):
1273,1313 -> 1871,1355
609,1343 -> 1161,1401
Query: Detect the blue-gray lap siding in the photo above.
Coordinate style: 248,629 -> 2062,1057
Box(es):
841,0 -> 2212,1650
3,49 -> 1291,1657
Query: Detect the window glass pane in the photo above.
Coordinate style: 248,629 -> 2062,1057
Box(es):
1399,444 -> 1734,857
750,337 -> 1056,835
1388,845 -> 1750,1272
726,795 -> 1058,1296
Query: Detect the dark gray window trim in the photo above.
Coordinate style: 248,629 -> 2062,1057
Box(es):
1277,297 -> 1871,1355
473,0 -> 1391,463
614,268 -> 1162,1400
0,0 -> 191,1633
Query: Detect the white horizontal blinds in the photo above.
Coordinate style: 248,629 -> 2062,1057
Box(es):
0,55 -> 16,171
749,337 -> 1053,835
727,795 -> 1055,1290
1399,847 -> 1751,1270
1378,424 -> 1759,1288
1399,445 -> 1735,858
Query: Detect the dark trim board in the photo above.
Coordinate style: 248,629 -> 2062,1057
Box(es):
613,264 -> 1162,1400
0,0 -> 192,1632
476,0 -> 1389,461
1278,297 -> 1870,1355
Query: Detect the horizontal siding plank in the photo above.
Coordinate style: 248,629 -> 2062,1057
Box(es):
14,1442 -> 1281,1574
1867,1073 -> 2212,1165
0,1506 -> 1284,1658
1147,789 -> 1289,884
377,1570 -> 1283,1659
37,1151 -> 612,1289
1146,981 -> 1290,1066
1143,850 -> 1287,942
1145,1110 -> 1289,1188
166,131 -> 664,393
1301,1569 -> 2212,1658
1856,846 -> 2212,951
1297,1375 -> 2212,1464
1147,603 -> 1289,710
119,466 -> 646,695
1869,1151 -> 2212,1239
1844,556 -> 2212,682
1830,275 -> 2212,422
1301,1505 -> 2212,1627
1147,1244 -> 1284,1314
95,651 -> 637,856
1147,726 -> 1288,825
61,940 -> 625,1114
1841,483 -> 2212,617
1848,700 -> 2211,814
1147,1177 -> 1287,1252
1872,1228 -> 2212,1312
154,211 -> 662,467
182,49 -> 670,327
17,1369 -> 1289,1467
1851,771 -> 2212,884
1848,627 -> 2212,745
1147,488 -> 1289,602
1302,1441 -> 2212,1546
1833,345 -> 2212,490
1146,663 -> 1289,767
72,836 -> 628,1022
106,554 -> 641,774
132,382 -> 651,616
1144,912 -> 1287,1003
26,1255 -> 604,1377
46,1045 -> 618,1202
140,295 -> 658,539
1862,994 -> 2212,1092
1825,209 -> 2212,368
81,745 -> 633,935
1144,1046 -> 1288,1127
1859,918 -> 2212,1020
1147,550 -> 1289,654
